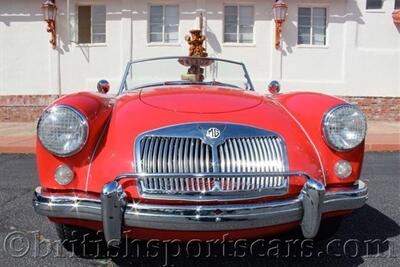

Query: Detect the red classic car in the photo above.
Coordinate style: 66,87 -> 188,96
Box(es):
33,56 -> 368,249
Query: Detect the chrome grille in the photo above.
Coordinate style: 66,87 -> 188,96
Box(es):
141,176 -> 216,193
139,137 -> 212,173
135,123 -> 289,200
218,137 -> 286,190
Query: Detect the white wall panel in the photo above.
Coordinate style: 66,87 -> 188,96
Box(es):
0,0 -> 398,96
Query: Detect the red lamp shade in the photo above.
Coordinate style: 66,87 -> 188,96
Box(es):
272,0 -> 288,22
42,0 -> 57,21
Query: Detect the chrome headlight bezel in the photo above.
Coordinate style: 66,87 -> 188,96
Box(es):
322,104 -> 367,151
37,105 -> 89,157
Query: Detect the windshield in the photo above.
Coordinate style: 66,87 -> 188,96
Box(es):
118,57 -> 254,94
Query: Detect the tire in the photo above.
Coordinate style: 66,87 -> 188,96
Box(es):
54,223 -> 108,257
315,216 -> 343,240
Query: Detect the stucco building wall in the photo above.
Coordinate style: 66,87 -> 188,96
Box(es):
0,0 -> 399,121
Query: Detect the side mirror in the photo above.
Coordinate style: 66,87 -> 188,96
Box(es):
97,80 -> 110,94
268,80 -> 280,94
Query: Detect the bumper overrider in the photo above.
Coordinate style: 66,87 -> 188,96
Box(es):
33,172 -> 368,245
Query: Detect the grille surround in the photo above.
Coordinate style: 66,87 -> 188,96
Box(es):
135,123 -> 289,200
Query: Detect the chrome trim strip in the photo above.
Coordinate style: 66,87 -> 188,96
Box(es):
33,180 -> 367,234
116,171 -> 310,180
116,171 -> 300,201
323,181 -> 369,213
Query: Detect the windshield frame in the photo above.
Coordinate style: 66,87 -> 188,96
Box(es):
117,56 -> 255,95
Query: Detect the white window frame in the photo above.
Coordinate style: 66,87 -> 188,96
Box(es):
148,4 -> 180,45
75,4 -> 107,45
297,6 -> 329,48
222,4 -> 255,46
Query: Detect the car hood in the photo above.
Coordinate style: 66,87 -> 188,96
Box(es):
85,88 -> 324,201
139,85 -> 262,113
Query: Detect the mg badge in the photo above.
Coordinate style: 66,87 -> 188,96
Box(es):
206,128 -> 221,139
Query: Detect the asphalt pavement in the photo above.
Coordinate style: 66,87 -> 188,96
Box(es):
0,153 -> 399,266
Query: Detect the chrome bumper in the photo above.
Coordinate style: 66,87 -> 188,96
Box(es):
33,179 -> 367,244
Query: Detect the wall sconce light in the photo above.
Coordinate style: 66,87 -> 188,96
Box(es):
393,10 -> 400,25
42,0 -> 57,49
272,0 -> 288,49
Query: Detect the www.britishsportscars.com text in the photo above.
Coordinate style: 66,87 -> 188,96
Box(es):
2,231 -> 397,266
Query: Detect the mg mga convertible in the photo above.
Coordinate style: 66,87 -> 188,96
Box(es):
33,56 -> 368,248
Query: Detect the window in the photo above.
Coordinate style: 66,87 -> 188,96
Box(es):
366,0 -> 383,9
395,0 -> 400,9
298,7 -> 327,46
149,5 -> 179,43
77,5 -> 106,43
224,5 -> 254,43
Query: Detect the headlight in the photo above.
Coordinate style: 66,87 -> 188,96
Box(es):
37,105 -> 88,157
322,104 -> 367,151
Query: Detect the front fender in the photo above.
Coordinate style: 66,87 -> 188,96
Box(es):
272,92 -> 365,186
36,92 -> 114,191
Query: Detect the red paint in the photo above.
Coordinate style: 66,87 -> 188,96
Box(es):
36,86 -> 365,239
140,85 -> 262,113
36,92 -> 114,191
86,87 -> 323,202
272,92 -> 364,186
